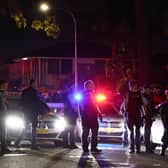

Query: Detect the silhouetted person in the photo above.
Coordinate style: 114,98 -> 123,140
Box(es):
16,79 -> 49,149
125,80 -> 144,153
62,85 -> 78,148
0,80 -> 11,154
142,86 -> 156,153
79,80 -> 102,153
157,89 -> 168,156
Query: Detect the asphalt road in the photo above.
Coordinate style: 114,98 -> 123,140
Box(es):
0,142 -> 168,168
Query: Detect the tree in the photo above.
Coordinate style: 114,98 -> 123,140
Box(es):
0,0 -> 60,39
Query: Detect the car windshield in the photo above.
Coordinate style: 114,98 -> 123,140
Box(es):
100,103 -> 122,118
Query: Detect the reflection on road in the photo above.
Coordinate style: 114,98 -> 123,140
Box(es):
0,142 -> 167,168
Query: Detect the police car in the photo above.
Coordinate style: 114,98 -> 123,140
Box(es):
97,94 -> 128,146
98,111 -> 128,145
6,105 -> 67,146
76,90 -> 128,145
6,90 -> 128,146
6,91 -> 67,146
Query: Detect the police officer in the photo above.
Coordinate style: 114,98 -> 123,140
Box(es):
0,80 -> 11,154
62,85 -> 78,148
80,80 -> 102,153
15,79 -> 49,149
158,89 -> 168,156
125,80 -> 144,153
142,86 -> 156,153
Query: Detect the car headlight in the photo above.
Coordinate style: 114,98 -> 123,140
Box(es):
5,115 -> 25,130
54,117 -> 67,132
119,122 -> 125,129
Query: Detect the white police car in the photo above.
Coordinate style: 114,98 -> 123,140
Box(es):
6,91 -> 67,146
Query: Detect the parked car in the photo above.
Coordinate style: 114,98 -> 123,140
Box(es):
6,91 -> 67,146
76,90 -> 128,145
6,107 -> 67,146
98,110 -> 128,146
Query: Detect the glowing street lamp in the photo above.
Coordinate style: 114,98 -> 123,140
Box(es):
39,2 -> 78,91
39,2 -> 49,12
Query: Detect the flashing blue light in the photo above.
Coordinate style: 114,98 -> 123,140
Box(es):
74,92 -> 82,102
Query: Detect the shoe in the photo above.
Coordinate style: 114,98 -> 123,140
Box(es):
160,150 -> 165,156
91,148 -> 102,153
70,145 -> 78,149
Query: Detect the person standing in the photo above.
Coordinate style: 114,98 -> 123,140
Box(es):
16,79 -> 49,149
0,80 -> 11,154
62,85 -> 78,148
142,86 -> 156,153
157,89 -> 168,156
125,80 -> 144,153
79,80 -> 102,153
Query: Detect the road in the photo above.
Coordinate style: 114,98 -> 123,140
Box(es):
0,142 -> 168,168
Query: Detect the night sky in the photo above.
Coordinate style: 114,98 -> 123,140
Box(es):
0,0 -> 168,63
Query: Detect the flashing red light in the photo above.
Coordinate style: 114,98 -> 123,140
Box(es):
95,93 -> 107,102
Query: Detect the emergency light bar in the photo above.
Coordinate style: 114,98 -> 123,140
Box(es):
74,92 -> 107,103
95,93 -> 107,102
74,92 -> 83,102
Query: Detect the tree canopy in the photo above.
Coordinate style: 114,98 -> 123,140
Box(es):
0,0 -> 60,38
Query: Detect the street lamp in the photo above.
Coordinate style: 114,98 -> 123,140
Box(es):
39,2 -> 49,12
39,2 -> 78,91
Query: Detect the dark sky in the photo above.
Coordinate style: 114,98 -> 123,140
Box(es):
0,0 -> 168,63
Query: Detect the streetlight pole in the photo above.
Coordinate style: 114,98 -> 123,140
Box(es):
39,3 -> 78,91
57,8 -> 78,92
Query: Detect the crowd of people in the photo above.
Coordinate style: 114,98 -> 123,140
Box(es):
121,80 -> 168,156
0,78 -> 168,157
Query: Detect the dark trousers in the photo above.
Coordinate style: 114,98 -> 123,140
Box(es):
161,127 -> 168,152
82,125 -> 99,151
0,117 -> 7,151
62,125 -> 76,146
144,120 -> 153,151
127,120 -> 141,151
16,115 -> 38,147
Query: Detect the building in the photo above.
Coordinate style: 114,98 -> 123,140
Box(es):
7,56 -> 136,91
